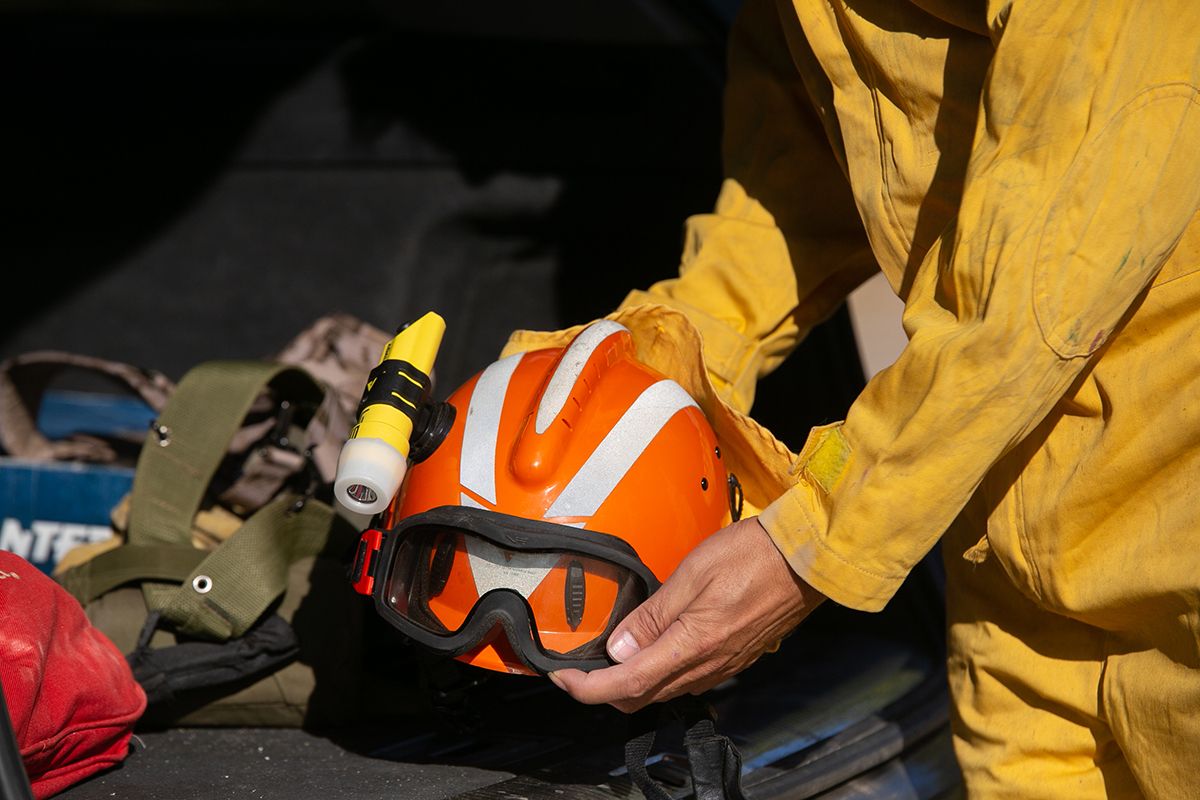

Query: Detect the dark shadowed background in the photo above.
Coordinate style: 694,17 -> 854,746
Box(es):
0,0 -> 867,450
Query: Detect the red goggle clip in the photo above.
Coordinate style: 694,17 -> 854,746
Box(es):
351,528 -> 384,596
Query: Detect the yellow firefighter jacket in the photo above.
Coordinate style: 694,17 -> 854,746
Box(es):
504,2 -> 1200,794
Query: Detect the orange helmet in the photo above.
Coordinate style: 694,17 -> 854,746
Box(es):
350,320 -> 737,675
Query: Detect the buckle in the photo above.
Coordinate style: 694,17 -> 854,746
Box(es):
267,398 -> 300,452
264,397 -> 322,497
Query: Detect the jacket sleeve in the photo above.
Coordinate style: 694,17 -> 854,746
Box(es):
619,0 -> 877,414
760,0 -> 1200,611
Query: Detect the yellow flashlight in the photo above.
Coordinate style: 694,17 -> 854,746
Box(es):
334,311 -> 446,516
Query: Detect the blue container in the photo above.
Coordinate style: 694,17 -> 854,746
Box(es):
0,391 -> 155,574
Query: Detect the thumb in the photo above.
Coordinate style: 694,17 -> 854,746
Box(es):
606,574 -> 694,663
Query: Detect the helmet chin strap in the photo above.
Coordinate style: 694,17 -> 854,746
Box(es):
625,695 -> 747,800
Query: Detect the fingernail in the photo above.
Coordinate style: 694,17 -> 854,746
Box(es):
548,671 -> 565,690
608,631 -> 640,662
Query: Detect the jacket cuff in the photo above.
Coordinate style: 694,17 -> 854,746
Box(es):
757,424 -> 907,612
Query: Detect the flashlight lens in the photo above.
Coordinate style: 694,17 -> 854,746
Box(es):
347,484 -> 378,505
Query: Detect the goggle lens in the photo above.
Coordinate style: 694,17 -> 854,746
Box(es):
383,526 -> 649,659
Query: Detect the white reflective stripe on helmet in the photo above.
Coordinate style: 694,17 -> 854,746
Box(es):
460,352 -> 523,506
534,320 -> 629,435
459,492 -> 578,599
465,537 -> 558,600
544,380 -> 699,520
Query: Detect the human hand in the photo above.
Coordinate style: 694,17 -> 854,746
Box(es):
548,516 -> 825,713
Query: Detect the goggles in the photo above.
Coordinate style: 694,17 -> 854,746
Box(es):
351,505 -> 661,674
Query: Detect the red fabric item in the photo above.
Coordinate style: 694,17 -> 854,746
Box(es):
0,552 -> 146,798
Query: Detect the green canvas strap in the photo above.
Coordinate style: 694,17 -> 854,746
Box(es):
127,361 -> 324,548
58,544 -> 207,606
113,359 -> 343,640
154,493 -> 349,640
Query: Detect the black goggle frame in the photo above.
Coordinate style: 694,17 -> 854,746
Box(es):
351,505 -> 661,674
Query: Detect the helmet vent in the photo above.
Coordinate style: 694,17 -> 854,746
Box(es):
535,320 -> 629,435
565,559 -> 586,630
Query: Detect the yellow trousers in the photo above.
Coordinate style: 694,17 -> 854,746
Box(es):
944,502 -> 1200,799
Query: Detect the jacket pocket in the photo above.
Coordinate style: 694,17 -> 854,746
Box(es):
1033,84 -> 1200,358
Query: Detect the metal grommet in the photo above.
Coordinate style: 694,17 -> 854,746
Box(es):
149,420 -> 171,447
192,575 -> 213,594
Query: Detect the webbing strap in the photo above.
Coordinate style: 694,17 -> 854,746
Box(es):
625,696 -> 747,800
117,359 -> 336,640
625,711 -> 674,800
148,494 -> 345,640
126,360 -> 323,548
58,545 -> 206,606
